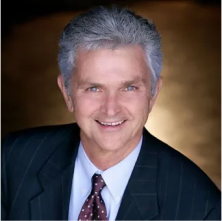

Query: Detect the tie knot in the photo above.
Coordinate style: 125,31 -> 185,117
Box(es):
92,174 -> 106,193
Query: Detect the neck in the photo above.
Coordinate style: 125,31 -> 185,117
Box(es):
84,150 -> 131,171
80,133 -> 142,171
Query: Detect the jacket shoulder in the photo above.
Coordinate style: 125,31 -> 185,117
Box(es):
2,123 -> 79,145
1,123 -> 79,167
145,131 -> 220,218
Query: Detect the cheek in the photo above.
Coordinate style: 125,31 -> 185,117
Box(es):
73,95 -> 101,115
126,95 -> 150,126
122,93 -> 149,112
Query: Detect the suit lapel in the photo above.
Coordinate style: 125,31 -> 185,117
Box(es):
116,128 -> 159,220
30,124 -> 80,220
115,187 -> 142,220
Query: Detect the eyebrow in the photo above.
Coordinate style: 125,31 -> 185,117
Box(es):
120,78 -> 147,86
78,77 -> 147,88
77,81 -> 104,88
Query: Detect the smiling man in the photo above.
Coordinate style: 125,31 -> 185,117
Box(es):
1,5 -> 221,221
58,46 -> 160,171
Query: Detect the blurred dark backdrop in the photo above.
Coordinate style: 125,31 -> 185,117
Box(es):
2,0 -> 131,37
2,0 -> 220,37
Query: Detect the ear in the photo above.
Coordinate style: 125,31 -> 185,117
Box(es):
57,75 -> 74,112
149,76 -> 163,113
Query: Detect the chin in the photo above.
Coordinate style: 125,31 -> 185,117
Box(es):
95,136 -> 128,152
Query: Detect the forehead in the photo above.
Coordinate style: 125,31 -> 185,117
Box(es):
74,45 -> 150,81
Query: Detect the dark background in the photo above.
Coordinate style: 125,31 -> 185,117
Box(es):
2,0 -> 220,37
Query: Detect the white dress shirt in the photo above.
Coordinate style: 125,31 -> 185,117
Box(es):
68,137 -> 142,221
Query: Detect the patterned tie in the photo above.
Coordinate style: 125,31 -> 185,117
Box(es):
78,174 -> 108,221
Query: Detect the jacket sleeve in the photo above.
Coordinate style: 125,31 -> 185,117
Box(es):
1,134 -> 11,220
204,199 -> 221,220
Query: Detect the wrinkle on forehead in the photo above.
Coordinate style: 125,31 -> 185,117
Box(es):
75,45 -> 150,73
73,46 -> 151,91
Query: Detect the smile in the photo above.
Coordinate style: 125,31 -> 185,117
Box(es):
96,120 -> 125,126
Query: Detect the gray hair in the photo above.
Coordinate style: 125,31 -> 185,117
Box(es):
58,5 -> 162,96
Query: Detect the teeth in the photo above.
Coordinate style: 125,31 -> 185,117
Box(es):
99,120 -> 124,126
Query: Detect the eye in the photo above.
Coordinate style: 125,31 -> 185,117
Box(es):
125,86 -> 137,91
88,86 -> 99,92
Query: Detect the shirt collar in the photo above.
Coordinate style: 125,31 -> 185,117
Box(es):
102,137 -> 142,202
77,142 -> 102,196
77,137 -> 142,202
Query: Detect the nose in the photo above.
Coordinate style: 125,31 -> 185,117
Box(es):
100,92 -> 121,116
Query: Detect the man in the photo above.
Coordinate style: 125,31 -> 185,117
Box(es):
1,5 -> 221,220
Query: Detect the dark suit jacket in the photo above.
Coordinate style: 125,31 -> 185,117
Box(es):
1,123 -> 221,220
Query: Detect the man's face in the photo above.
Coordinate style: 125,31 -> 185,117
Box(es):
58,46 -> 162,152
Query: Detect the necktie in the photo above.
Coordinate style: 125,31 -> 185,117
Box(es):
78,174 -> 108,221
